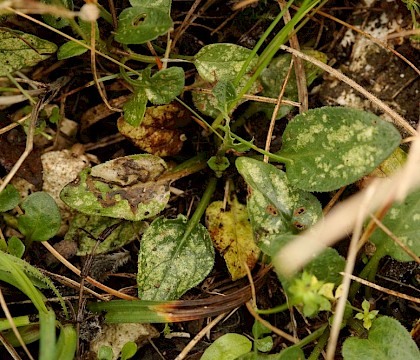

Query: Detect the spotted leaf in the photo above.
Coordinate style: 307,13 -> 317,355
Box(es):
277,107 -> 401,192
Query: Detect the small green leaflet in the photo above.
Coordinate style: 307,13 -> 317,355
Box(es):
115,4 -> 172,44
0,29 -> 57,76
201,333 -> 252,360
276,107 -> 401,192
41,0 -> 73,29
57,41 -> 88,60
60,155 -> 170,221
0,184 -> 20,212
342,317 -> 420,360
137,215 -> 214,301
124,67 -> 185,126
370,189 -> 420,261
17,192 -> 61,242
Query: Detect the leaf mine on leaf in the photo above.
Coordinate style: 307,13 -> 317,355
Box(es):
60,155 -> 170,221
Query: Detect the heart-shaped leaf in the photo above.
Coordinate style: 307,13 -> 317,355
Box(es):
370,189 -> 420,261
60,155 -> 170,221
342,316 -> 420,360
277,107 -> 401,192
17,192 -> 61,242
115,6 -> 172,45
145,67 -> 185,104
137,215 -> 214,300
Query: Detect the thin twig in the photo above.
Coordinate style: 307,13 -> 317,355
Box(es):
340,272 -> 420,304
174,313 -> 227,360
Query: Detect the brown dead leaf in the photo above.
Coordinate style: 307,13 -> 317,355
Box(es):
117,103 -> 191,157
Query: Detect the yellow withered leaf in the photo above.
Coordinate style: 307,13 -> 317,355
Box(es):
205,195 -> 260,281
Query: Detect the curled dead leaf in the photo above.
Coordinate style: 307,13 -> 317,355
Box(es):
117,103 -> 191,157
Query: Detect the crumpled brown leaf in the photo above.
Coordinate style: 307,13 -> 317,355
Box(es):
117,103 -> 191,157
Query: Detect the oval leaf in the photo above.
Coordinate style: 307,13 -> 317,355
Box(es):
205,195 -> 260,281
115,6 -> 172,45
146,67 -> 185,104
277,107 -> 401,192
17,192 -> 61,242
57,40 -> 88,60
236,157 -> 322,249
0,184 -> 20,212
0,29 -> 57,76
370,189 -> 420,261
342,316 -> 420,360
64,214 -> 147,256
137,215 -> 214,300
201,333 -> 252,360
60,155 -> 170,221
123,89 -> 148,127
194,43 -> 257,82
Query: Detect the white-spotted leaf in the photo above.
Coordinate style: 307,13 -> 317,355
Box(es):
0,29 -> 57,76
137,215 -> 214,300
236,157 -> 322,252
342,317 -> 420,360
277,107 -> 401,192
64,214 -> 147,256
123,89 -> 148,127
370,189 -> 420,261
115,6 -> 172,44
60,155 -> 170,221
205,194 -> 260,281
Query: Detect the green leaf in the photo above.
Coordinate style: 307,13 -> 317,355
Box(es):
17,192 -> 61,242
41,0 -> 73,29
255,336 -> 273,353
60,155 -> 170,221
342,316 -> 420,360
115,6 -> 173,44
145,67 -> 185,104
370,189 -> 420,261
123,88 -> 148,127
98,346 -> 113,360
7,236 -> 25,258
235,157 -> 322,253
201,333 -> 252,360
64,214 -> 147,256
55,325 -> 77,360
192,44 -> 260,118
123,67 -> 185,126
302,248 -> 345,285
39,309 -> 57,360
212,80 -> 237,117
0,184 -> 20,212
137,215 -> 214,300
57,40 -> 88,60
120,341 -> 137,360
194,43 -> 257,83
237,347 -> 306,360
0,29 -> 57,76
129,0 -> 171,12
277,107 -> 401,192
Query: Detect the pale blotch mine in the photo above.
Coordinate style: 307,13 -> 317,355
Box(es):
389,208 -> 400,220
341,145 -> 380,174
412,214 -> 420,221
295,123 -> 324,148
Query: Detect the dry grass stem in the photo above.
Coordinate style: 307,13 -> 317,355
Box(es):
341,272 -> 420,304
279,44 -> 417,136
